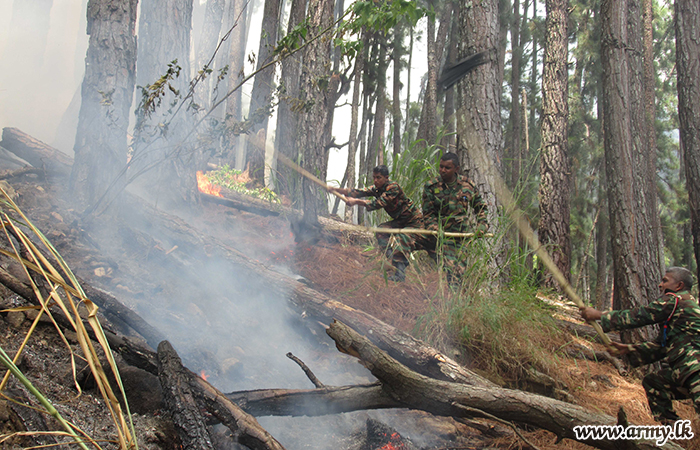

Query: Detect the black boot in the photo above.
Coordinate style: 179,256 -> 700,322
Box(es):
388,261 -> 408,282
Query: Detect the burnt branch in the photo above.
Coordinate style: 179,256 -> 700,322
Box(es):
285,352 -> 324,388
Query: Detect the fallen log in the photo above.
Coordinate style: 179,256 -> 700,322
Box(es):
157,341 -> 215,450
325,320 -> 681,450
0,128 -> 72,179
158,340 -> 286,450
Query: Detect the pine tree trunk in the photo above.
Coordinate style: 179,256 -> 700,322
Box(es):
295,0 -> 335,223
247,0 -> 282,186
343,31 -> 368,223
455,0 -> 504,247
440,9 -> 460,154
70,0 -> 137,211
416,3 -> 452,149
538,0 -> 571,287
676,0 -> 700,284
274,0 -> 307,200
224,0 -> 249,165
509,0 -> 522,189
601,0 -> 654,341
194,0 -> 226,111
392,25 -> 403,156
134,0 -> 196,210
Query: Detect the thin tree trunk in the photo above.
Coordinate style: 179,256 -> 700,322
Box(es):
538,0 -> 571,287
416,2 -> 453,149
676,0 -> 700,284
509,0 -> 522,189
392,25 -> 403,156
343,31 -> 368,223
404,27 -> 413,145
224,0 -> 249,165
440,8 -> 460,153
247,0 -> 283,186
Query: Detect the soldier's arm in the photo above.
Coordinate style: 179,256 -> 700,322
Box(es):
367,183 -> 399,212
601,297 -> 675,332
422,186 -> 438,231
348,186 -> 374,198
627,341 -> 666,367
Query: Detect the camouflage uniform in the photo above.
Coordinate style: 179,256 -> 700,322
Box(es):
349,180 -> 423,262
421,175 -> 488,281
600,291 -> 700,422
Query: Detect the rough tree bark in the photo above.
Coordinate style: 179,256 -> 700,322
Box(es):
538,0 -> 571,288
454,0 -> 505,273
295,0 -> 335,224
676,0 -> 700,284
69,0 -> 137,211
602,0 -> 657,341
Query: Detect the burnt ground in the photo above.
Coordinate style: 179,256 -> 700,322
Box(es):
0,170 -> 699,450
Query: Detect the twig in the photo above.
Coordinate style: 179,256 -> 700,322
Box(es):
286,352 -> 324,388
451,402 -> 543,450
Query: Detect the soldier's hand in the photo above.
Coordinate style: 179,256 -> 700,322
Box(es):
609,341 -> 632,356
579,306 -> 603,322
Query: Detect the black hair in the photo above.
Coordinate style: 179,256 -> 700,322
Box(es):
666,267 -> 694,291
372,165 -> 389,177
440,152 -> 460,168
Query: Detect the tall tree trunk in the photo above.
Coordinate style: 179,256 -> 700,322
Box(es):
440,8 -> 460,154
224,0 -> 249,166
416,2 -> 453,149
676,0 -> 700,283
295,0 -> 335,224
246,0 -> 283,186
404,27 -> 413,145
368,42 -> 388,172
70,0 -> 137,211
392,25 -> 403,156
194,0 -> 226,111
538,0 -> 571,287
134,0 -> 196,209
455,0 -> 504,249
343,31 -> 369,223
509,0 -> 523,189
528,0 -> 539,152
274,0 -> 307,201
601,0 -> 653,341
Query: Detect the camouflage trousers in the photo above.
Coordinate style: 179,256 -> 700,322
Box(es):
376,218 -> 422,265
642,366 -> 700,422
416,235 -> 471,284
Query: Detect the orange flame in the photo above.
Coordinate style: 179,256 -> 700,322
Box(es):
197,171 -> 222,197
200,370 -> 208,381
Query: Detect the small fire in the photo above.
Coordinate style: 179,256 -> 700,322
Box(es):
196,171 -> 222,197
200,370 -> 208,381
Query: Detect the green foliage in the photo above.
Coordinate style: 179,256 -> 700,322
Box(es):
207,164 -> 280,204
415,229 -> 566,385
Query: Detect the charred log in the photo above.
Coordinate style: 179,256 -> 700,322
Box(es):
157,340 -> 215,450
157,340 -> 287,450
3,384 -> 59,448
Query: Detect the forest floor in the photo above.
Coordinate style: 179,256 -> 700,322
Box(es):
0,163 -> 699,449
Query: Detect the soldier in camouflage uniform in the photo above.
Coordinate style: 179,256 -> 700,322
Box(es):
329,165 -> 422,282
421,153 -> 488,284
580,267 -> 700,424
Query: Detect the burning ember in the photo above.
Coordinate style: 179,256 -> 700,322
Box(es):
200,370 -> 208,381
196,171 -> 222,197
